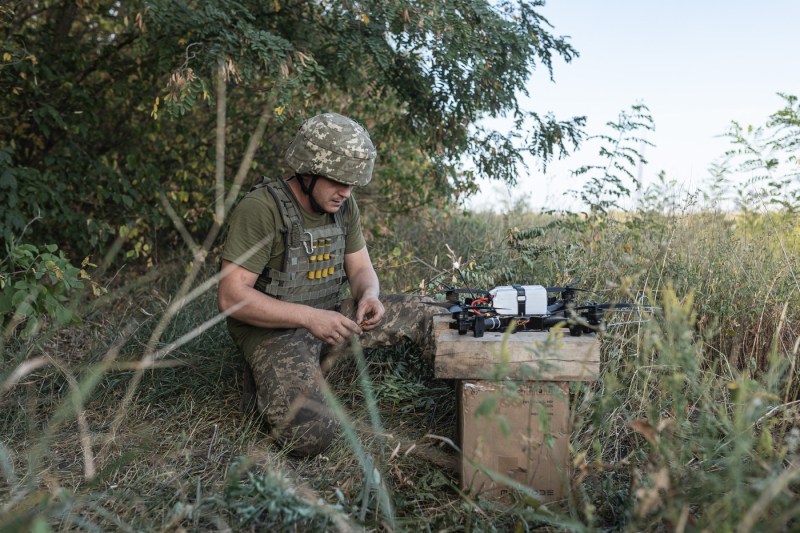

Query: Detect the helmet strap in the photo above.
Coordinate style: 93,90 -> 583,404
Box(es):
292,173 -> 325,214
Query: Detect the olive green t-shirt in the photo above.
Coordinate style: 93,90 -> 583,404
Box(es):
221,179 -> 366,277
221,179 -> 367,350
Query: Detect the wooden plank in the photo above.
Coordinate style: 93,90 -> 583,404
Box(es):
433,315 -> 600,381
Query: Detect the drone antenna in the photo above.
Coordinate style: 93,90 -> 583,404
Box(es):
454,264 -> 479,301
445,244 -> 480,301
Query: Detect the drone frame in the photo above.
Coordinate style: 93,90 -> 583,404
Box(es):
445,283 -> 649,338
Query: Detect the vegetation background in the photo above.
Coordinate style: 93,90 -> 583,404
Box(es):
1,1 -> 799,531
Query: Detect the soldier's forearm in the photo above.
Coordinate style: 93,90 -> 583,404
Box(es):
350,270 -> 380,304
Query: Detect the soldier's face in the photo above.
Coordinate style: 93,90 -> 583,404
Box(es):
313,177 -> 353,213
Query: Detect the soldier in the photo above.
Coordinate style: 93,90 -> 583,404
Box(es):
218,112 -> 440,456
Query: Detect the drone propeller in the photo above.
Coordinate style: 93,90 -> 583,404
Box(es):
447,303 -> 486,313
442,288 -> 491,297
605,318 -> 652,328
546,286 -> 593,293
575,302 -> 658,314
447,303 -> 515,315
574,302 -> 636,311
545,279 -> 587,293
443,288 -> 492,296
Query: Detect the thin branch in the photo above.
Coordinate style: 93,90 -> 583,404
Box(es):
103,56 -> 272,445
222,103 -> 274,217
48,357 -> 97,480
214,58 -> 227,227
159,192 -> 198,252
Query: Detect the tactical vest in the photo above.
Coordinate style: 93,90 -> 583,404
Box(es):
251,176 -> 347,310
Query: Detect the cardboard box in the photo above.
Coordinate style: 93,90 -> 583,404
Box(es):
458,380 -> 570,502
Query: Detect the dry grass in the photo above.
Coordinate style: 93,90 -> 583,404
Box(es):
3,206 -> 800,532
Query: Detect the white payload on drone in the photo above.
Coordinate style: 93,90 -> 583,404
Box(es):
489,285 -> 548,316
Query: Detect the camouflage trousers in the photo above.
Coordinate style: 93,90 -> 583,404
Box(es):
228,295 -> 443,457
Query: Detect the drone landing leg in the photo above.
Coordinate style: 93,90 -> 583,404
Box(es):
473,316 -> 486,338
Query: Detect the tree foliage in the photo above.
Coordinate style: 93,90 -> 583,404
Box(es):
572,103 -> 655,215
714,93 -> 800,212
1,0 -> 584,257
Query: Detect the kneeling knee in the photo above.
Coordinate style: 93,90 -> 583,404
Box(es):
275,408 -> 340,457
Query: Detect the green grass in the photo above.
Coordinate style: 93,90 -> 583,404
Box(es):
2,203 -> 799,532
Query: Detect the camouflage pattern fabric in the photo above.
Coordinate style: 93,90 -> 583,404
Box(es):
245,326 -> 340,457
284,113 -> 376,186
337,295 -> 442,361
241,294 -> 445,457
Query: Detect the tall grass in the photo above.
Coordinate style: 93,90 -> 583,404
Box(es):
2,196 -> 799,531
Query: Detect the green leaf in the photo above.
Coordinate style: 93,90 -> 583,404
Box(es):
0,169 -> 16,189
21,316 -> 40,338
0,292 -> 13,314
15,300 -> 35,318
475,396 -> 497,418
30,516 -> 53,533
497,414 -> 511,437
53,304 -> 78,325
11,287 -> 31,306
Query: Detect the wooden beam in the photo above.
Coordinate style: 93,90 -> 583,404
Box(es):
433,316 -> 600,381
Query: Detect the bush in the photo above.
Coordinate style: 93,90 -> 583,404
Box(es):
0,243 -> 101,339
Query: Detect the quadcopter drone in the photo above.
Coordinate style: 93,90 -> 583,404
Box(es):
444,282 -> 649,338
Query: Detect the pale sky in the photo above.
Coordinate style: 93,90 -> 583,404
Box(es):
467,1 -> 800,212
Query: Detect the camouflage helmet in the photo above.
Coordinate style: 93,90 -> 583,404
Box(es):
285,112 -> 376,186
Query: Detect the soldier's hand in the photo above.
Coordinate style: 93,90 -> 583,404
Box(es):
355,296 -> 385,332
307,309 -> 362,345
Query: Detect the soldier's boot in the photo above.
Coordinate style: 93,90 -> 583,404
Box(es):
272,395 -> 340,457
